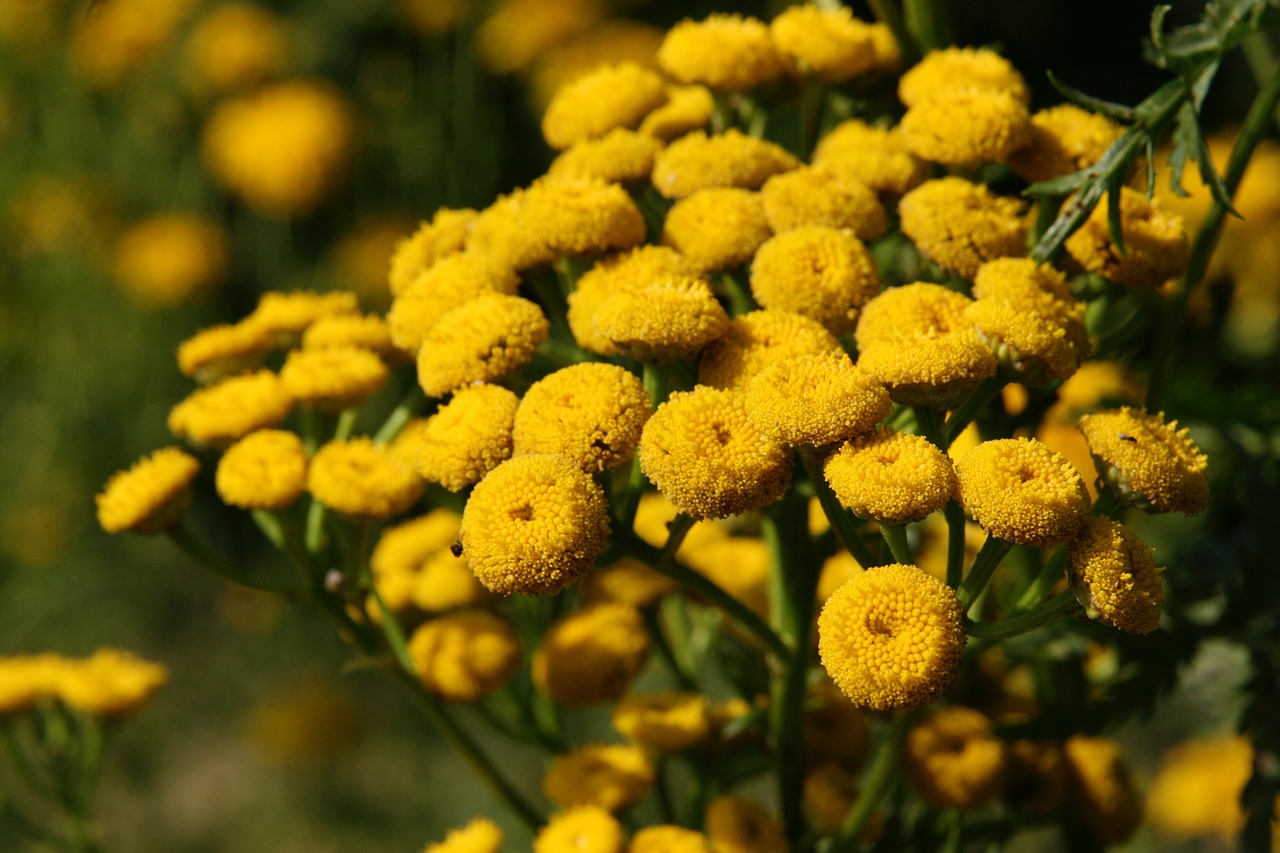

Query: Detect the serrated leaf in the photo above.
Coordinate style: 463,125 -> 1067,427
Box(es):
1046,70 -> 1136,122
1149,4 -> 1173,63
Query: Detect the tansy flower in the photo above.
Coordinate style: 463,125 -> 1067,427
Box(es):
567,246 -> 695,353
413,384 -> 519,492
421,818 -> 503,853
302,313 -> 401,360
685,534 -> 771,618
532,604 -> 650,706
176,322 -> 274,384
652,130 -> 800,199
900,87 -> 1032,168
902,706 -> 1008,809
1077,407 -> 1209,514
661,188 -> 773,275
459,454 -> 611,595
1062,736 -> 1142,845
769,5 -> 881,81
533,806 -> 624,853
548,128 -> 664,184
759,167 -> 887,239
698,310 -> 843,390
824,427 -> 957,524
811,119 -> 929,196
856,282 -> 972,348
1064,188 -> 1189,290
473,0 -> 602,75
97,448 -> 199,535
524,177 -> 647,257
639,386 -> 792,520
215,430 -> 308,511
184,3 -> 289,94
388,208 -> 478,296
898,46 -> 1029,108
582,559 -> 677,607
307,438 -> 423,520
244,290 -> 361,347
279,346 -> 388,413
168,370 -> 294,447
745,352 -> 890,448
53,648 -> 169,717
389,253 -> 521,353
201,80 -> 356,217
529,20 -> 664,110
804,763 -> 883,836
0,654 -> 63,716
543,744 -> 654,811
112,213 -> 229,307
513,363 -> 652,472
1009,104 -> 1125,183
1146,736 -> 1253,843
704,795 -> 787,853
612,692 -> 711,751
416,293 -> 549,397
955,438 -> 1090,547
817,563 -> 965,711
970,258 -> 1090,383
590,275 -> 730,363
898,177 -> 1028,279
407,610 -> 521,702
1068,517 -> 1164,634
325,219 -> 411,307
372,511 -> 485,614
638,85 -> 715,141
630,826 -> 713,853
541,62 -> 667,149
1004,739 -> 1069,817
465,187 -> 557,271
657,14 -> 785,91
68,0 -> 195,88
750,226 -> 881,335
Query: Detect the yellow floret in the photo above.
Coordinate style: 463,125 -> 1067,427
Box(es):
811,119 -> 929,196
898,46 -> 1029,108
652,130 -> 800,199
548,128 -> 664,184
370,510 -> 486,614
533,806 -> 624,853
824,427 -> 957,524
388,208 -> 478,297
532,604 -> 650,706
1009,104 -> 1125,183
900,87 -> 1032,168
416,293 -> 549,397
1146,737 -> 1253,843
749,226 -> 881,335
567,246 -> 696,353
769,5 -> 880,81
307,437 -> 424,520
955,438 -> 1090,547
661,187 -> 773,275
1061,736 -> 1142,845
53,648 -> 169,717
698,310 -> 843,390
639,85 -> 715,141
1076,407 -> 1209,514
279,346 -> 388,412
413,384 -> 519,492
407,610 -> 520,702
184,2 -> 289,94
590,274 -> 731,363
244,290 -> 361,345
630,826 -> 713,853
389,252 -> 521,353
421,818 -> 503,853
541,61 -> 667,149
465,188 -> 557,271
301,313 -> 401,360
759,166 -> 887,238
745,352 -> 890,448
543,744 -> 654,811
898,177 -> 1028,279
1064,188 -> 1189,290
112,213 -> 229,307
704,795 -> 787,853
215,430 -> 308,511
657,14 -> 785,91
168,369 -> 295,447
612,692 -> 711,751
96,447 -> 199,535
1068,516 -> 1164,633
903,706 -> 1007,809
176,321 -> 274,384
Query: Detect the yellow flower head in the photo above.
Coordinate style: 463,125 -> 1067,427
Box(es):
658,14 -> 785,91
525,177 -> 647,258
201,80 -> 356,217
543,743 -> 654,811
590,275 -> 731,364
177,321 -> 274,384
639,85 -> 715,141
168,370 -> 295,448
534,805 -> 624,853
112,213 -> 229,307
407,610 -> 520,702
474,0 -> 602,74
459,454 -> 611,595
1064,188 -> 1189,290
1068,516 -> 1164,634
685,534 -> 771,618
811,119 -> 929,196
582,559 -> 677,607
817,550 -> 864,605
759,166 -> 887,239
413,384 -> 519,492
548,128 -> 664,184
54,648 -> 169,717
804,763 -> 883,835
302,313 -> 402,361
97,448 -> 199,535
750,226 -> 881,335
902,706 -> 1007,809
1009,104 -> 1125,183
612,692 -> 711,751
1046,361 -> 1142,424
280,346 -> 388,413
630,826 -> 713,853
898,46 -> 1029,108
817,563 -> 965,711
1076,407 -> 1209,514
389,253 -> 521,353
856,281 -> 971,347
464,188 -> 556,272
900,87 -> 1032,168
514,363 -> 652,472
184,2 -> 289,94
307,437 -> 424,520
416,293 -> 549,397
541,62 -> 668,149
652,130 -> 800,199
1062,735 -> 1142,845
370,510 -> 486,614
0,654 -> 64,716
68,0 -> 195,87
769,5 -> 881,81
698,310 -> 843,391
215,429 -> 308,511
529,20 -> 664,110
639,386 -> 792,520
661,187 -> 773,276
824,427 -> 957,524
422,817 -> 503,853
746,352 -> 890,448
1146,736 -> 1252,843
532,603 -> 650,706
245,290 -> 361,346
898,177 -> 1028,279
567,246 -> 695,353
388,208 -> 478,297
704,795 -> 787,853
955,438 -> 1089,547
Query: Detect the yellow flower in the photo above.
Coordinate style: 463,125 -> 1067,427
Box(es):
96,448 -> 198,535
901,87 -> 1032,168
407,610 -> 521,702
902,706 -> 1007,809
657,14 -> 785,91
389,253 -> 521,353
698,310 -> 843,391
69,0 -> 195,87
534,806 -> 625,853
1077,407 -> 1209,514
412,384 -> 519,492
685,534 -> 771,618
704,794 -> 787,853
750,226 -> 881,335
529,20 -> 664,110
955,438 -> 1089,547
568,246 -> 695,353
541,62 -> 668,149
543,744 -> 654,811
201,80 -> 356,217
525,177 -> 648,258
279,346 -> 388,413
370,510 -> 486,614
612,692 -> 711,751
465,187 -> 557,271
824,427 -> 957,524
302,313 -> 402,361
244,290 -> 361,346
769,5 -> 882,81
514,363 -> 652,472
1146,736 -> 1252,843
416,293 -> 549,397
804,763 -> 883,836
215,430 -> 308,511
1064,188 -> 1189,290
590,275 -> 731,364
169,370 -> 295,448
112,213 -> 229,307
1068,517 -> 1164,633
474,0 -> 602,75
184,2 -> 289,94
532,604 -> 650,706
759,166 -> 887,239
398,0 -> 469,39
1009,104 -> 1125,183
582,559 -> 677,608
422,817 -> 504,853
816,550 -> 864,606
639,386 -> 792,520
639,85 -> 716,141
176,322 -> 274,384
898,177 -> 1028,279
548,128 -> 664,184
460,454 -> 610,595
54,648 -> 169,717
307,437 -> 424,520
898,46 -> 1029,108
1061,735 -> 1142,845
745,352 -> 890,448
630,826 -> 713,853
326,217 -> 415,307
661,188 -> 772,276
817,563 -> 965,711
811,119 -> 929,196
1045,360 -> 1142,424
0,654 -> 63,715
652,130 -> 800,199
388,208 -> 478,297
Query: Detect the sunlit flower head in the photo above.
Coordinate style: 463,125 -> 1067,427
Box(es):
658,14 -> 785,91
750,226 -> 881,335
548,128 -> 664,184
1077,407 -> 1209,514
955,438 -> 1089,547
704,795 -> 787,853
408,610 -> 520,702
280,346 -> 388,413
901,87 -> 1032,168
465,187 -> 557,271
639,386 -> 792,520
661,187 -> 772,276
698,310 -> 843,390
533,805 -> 624,853
811,119 -> 929,196
652,130 -> 800,199
529,20 -> 664,110
903,706 -> 1007,809
215,429 -> 308,511
1009,104 -> 1125,183
514,363 -> 652,472
177,321 -> 274,384
613,692 -> 711,751
590,275 -> 731,363
541,62 -> 668,149
759,166 -> 887,239
168,369 -> 295,448
817,563 -> 965,711
53,648 -> 169,717
244,290 -> 361,347
370,510 -> 486,614
1062,736 -> 1142,845
567,246 -> 695,353
388,253 -> 521,353
97,448 -> 199,535
1068,516 -> 1164,633
388,208 -> 478,297
532,604 -> 650,706
422,817 -> 503,853
898,46 -> 1029,108
898,177 -> 1028,279
1146,736 -> 1252,844
307,437 -> 424,520
416,293 -> 549,397
630,826 -> 713,853
769,5 -> 882,81
184,2 -> 289,94
112,213 -> 229,307
582,558 -> 678,608
526,177 -> 647,258
746,352 -> 890,448
639,85 -> 715,140
543,744 -> 654,811
824,427 -> 957,524
1064,188 -> 1189,290
413,384 -> 519,492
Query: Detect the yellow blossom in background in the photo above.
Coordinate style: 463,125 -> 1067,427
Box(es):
816,551 -> 864,605
745,352 -> 890,448
1146,736 -> 1253,843
176,322 -> 274,384
1064,188 -> 1189,290
803,763 -> 883,837
389,253 -> 521,352
582,558 -> 677,608
1045,360 -> 1142,423
184,2 -> 290,94
805,679 -> 871,769
0,654 -> 63,715
370,510 -> 485,614
215,430 -> 308,511
590,274 -> 730,363
613,692 -> 711,752
387,208 -> 477,297
474,0 -> 603,75
407,610 -> 521,702
660,188 -> 773,275
69,0 -> 196,88
0,0 -> 58,53
811,120 -> 929,196
898,46 -> 1029,107
824,427 -> 957,524
530,20 -> 664,110
652,130 -> 800,199
532,604 -> 650,707
956,438 -> 1089,547
1009,104 -> 1125,183
769,5 -> 883,82
898,177 -> 1028,279
630,825 -> 713,853
244,290 -> 360,346
541,62 -> 667,149
750,226 -> 881,334
543,744 -> 654,811
759,166 -> 887,239
548,128 -> 664,184
685,534 -> 771,618
112,214 -> 229,307
658,14 -> 785,91
422,817 -> 504,853
302,314 -> 402,361
1078,407 -> 1209,514
698,310 -> 843,391
97,447 -> 199,535
54,648 -> 169,717
705,794 -> 788,853
168,369 -> 295,447
902,707 -> 1007,809
638,85 -> 715,141
413,384 -> 520,492
5,174 -> 107,257
399,0 -> 468,40
1061,735 -> 1142,845
279,346 -> 388,413
415,293 -> 549,397
901,87 -> 1032,168
326,217 -> 414,307
246,678 -> 362,765
1068,516 -> 1164,633
1004,739 -> 1069,817
307,437 -> 423,520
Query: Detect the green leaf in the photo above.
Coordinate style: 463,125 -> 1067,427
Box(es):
1045,70 -> 1136,122
1106,171 -> 1126,255
1168,102 -> 1197,198
1022,170 -> 1092,198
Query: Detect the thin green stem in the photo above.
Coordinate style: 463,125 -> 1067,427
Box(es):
304,497 -> 328,559
537,337 -> 593,366
955,536 -> 1013,613
645,604 -> 699,690
944,501 -> 966,590
942,377 -> 1006,448
335,408 -> 359,441
799,77 -> 827,159
866,0 -> 921,65
660,513 -> 695,562
373,385 -> 426,444
833,713 -> 911,852
616,453 -> 647,535
799,450 -> 882,569
643,362 -> 669,410
914,406 -> 945,447
903,0 -> 952,53
1013,546 -> 1068,611
715,272 -> 757,317
965,589 -> 1081,640
880,524 -> 914,566
166,524 -> 303,595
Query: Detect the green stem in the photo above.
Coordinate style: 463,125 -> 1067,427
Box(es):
715,272 -> 757,317
941,377 -> 1006,448
799,450 -> 883,569
914,406 -> 945,447
166,524 -> 303,595
645,604 -> 699,690
955,536 -> 1013,613
866,0 -> 921,65
833,713 -> 911,852
944,501 -> 966,590
965,589 -> 1081,640
880,524 -> 914,566
1013,546 -> 1068,611
373,385 -> 426,444
304,497 -> 328,559
537,337 -> 594,366
799,77 -> 827,159
616,453 -> 647,535
335,408 -> 359,441
903,0 -> 952,53
643,362 -> 669,410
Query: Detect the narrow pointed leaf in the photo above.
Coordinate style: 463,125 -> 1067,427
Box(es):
1106,171 -> 1126,255
1046,70 -> 1136,122
1023,170 -> 1092,198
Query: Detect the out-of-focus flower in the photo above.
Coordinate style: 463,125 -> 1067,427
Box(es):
541,62 -> 667,150
898,46 -> 1029,108
97,447 -> 199,535
168,369 -> 295,448
652,130 -> 800,199
54,648 -> 169,717
1146,736 -> 1255,844
1064,188 -> 1189,290
184,2 -> 290,94
1009,104 -> 1125,183
407,610 -> 521,702
1069,516 -> 1164,633
769,5 -> 888,81
902,707 -> 1007,809
704,794 -> 787,853
901,88 -> 1031,168
543,744 -> 654,811
112,214 -> 229,307
475,0 -> 603,75
533,806 -> 624,853
421,817 -> 504,853
658,14 -> 785,91
69,0 -> 197,88
216,430 -> 308,511
532,604 -> 650,707
1062,735 -> 1142,845
246,678 -> 362,765
613,692 -> 711,752
812,120 -> 929,196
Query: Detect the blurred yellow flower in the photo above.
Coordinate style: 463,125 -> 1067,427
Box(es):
1064,188 -> 1189,290
530,20 -> 664,110
0,654 -> 62,715
244,289 -> 360,346
630,825 -> 713,853
302,313 -> 401,361
533,805 -> 624,853
475,0 -> 603,75
612,692 -> 711,751
176,321 -> 273,384
279,346 -> 388,413
541,62 -> 667,150
543,744 -> 654,811
112,214 -> 229,307
812,120 -> 929,196
388,208 -> 478,296
55,648 -> 169,717
532,604 -> 650,706
399,0 -> 469,39
658,14 -> 785,91
769,5 -> 883,81
97,447 -> 199,535
704,794 -> 787,853
1009,104 -> 1125,183
652,130 -> 800,199
168,369 -> 295,447
69,0 -> 196,87
548,128 -> 664,184
1061,735 -> 1142,845
408,610 -> 521,702
1068,516 -> 1164,633
246,678 -> 362,765
901,87 -> 1031,168
898,46 -> 1029,108
638,85 -> 715,141
1146,736 -> 1253,843
370,509 -> 486,615
422,817 -> 504,853
759,166 -> 887,238
184,2 -> 290,94
902,706 -> 1007,808
215,429 -> 308,511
